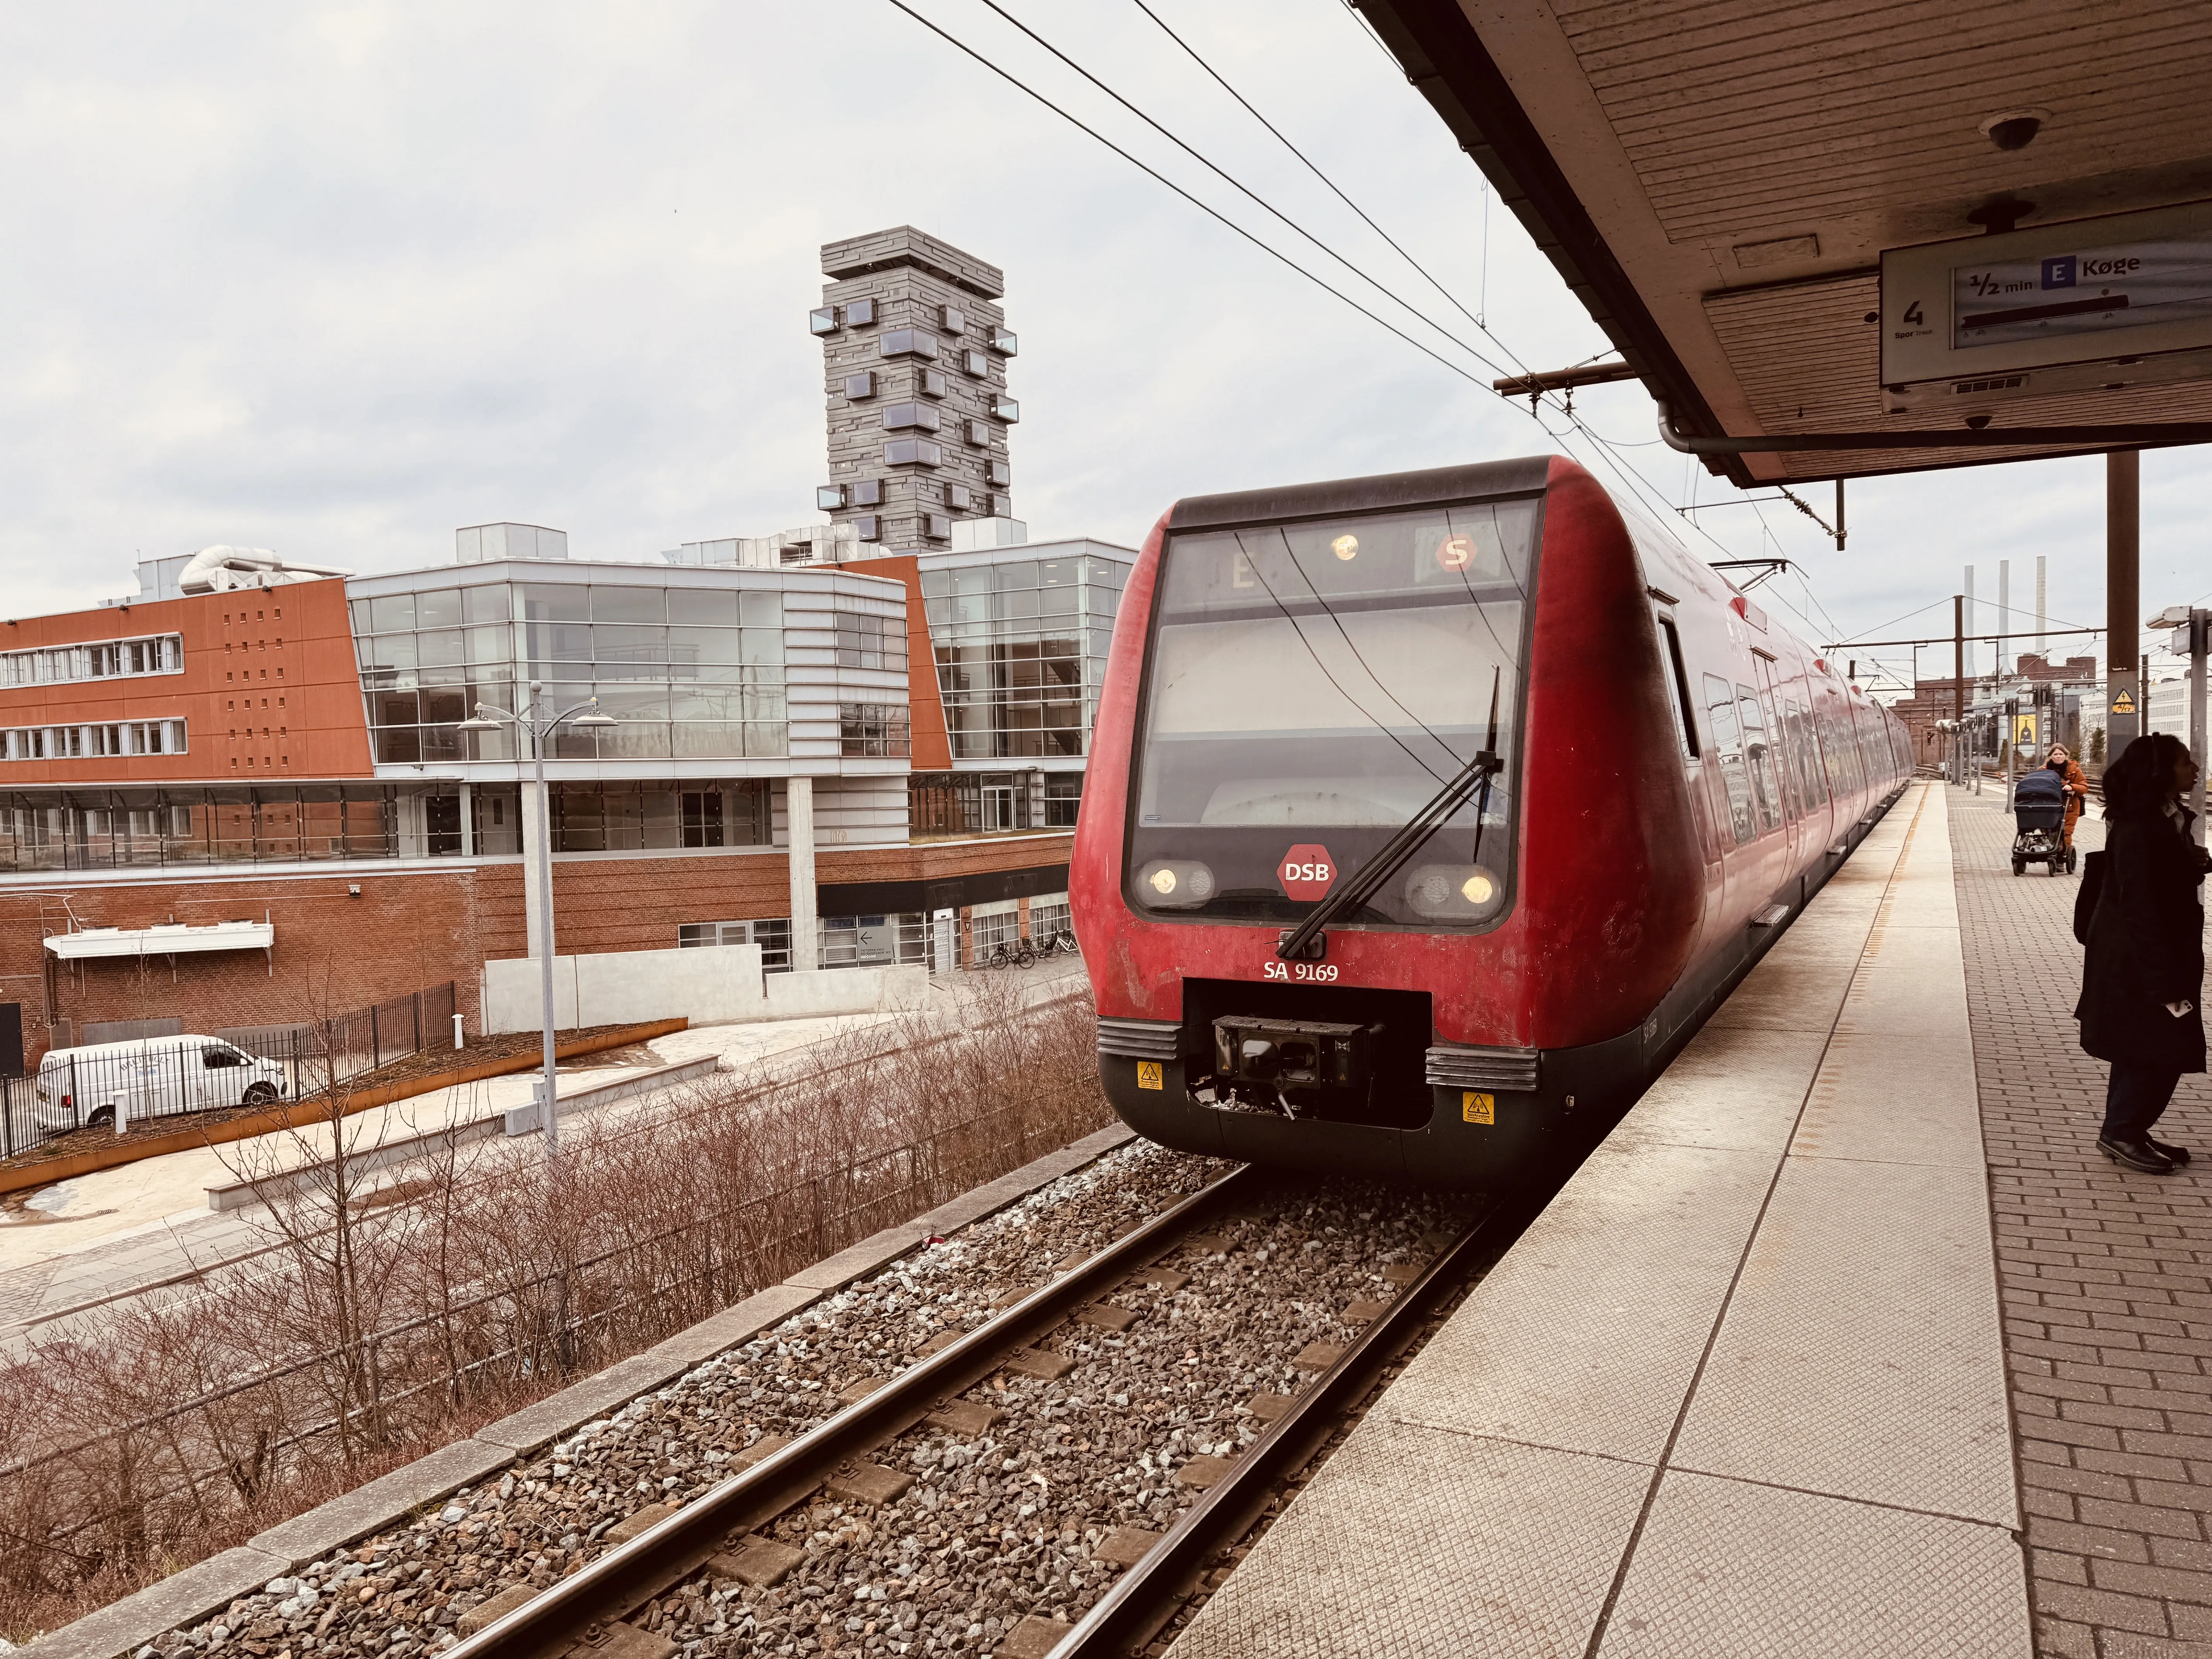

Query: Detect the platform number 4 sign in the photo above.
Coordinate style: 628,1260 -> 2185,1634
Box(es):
1137,1061 -> 1164,1091
1462,1091 -> 1494,1125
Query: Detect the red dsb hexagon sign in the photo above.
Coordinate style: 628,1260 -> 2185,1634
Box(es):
1278,844 -> 1336,901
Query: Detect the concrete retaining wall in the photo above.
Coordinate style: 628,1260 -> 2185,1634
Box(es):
202,1057 -> 721,1212
482,945 -> 927,1033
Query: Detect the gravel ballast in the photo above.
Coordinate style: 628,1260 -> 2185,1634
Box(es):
136,1142 -> 1477,1659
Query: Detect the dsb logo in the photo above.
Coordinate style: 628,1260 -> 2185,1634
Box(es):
1278,844 -> 1336,901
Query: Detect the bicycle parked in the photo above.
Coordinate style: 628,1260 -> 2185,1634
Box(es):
984,939 -> 1036,970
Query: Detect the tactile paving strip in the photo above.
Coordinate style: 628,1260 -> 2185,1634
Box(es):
1381,1138 -> 1778,1462
1788,1026 -> 1984,1169
1605,1024 -> 1832,1158
1599,1469 -> 2029,1657
1670,1107 -> 2016,1525
1167,1418 -> 1650,1659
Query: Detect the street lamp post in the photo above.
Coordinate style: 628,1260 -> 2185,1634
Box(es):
459,682 -> 616,1154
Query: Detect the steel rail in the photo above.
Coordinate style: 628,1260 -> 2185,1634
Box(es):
443,1163 -> 1257,1659
1046,1193 -> 1534,1659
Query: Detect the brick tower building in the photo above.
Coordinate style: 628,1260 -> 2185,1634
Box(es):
812,228 -> 1017,551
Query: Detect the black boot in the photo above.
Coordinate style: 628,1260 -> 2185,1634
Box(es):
2149,1137 -> 2193,1166
2100,1135 -> 2178,1174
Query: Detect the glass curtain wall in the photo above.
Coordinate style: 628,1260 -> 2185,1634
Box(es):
0,785 -> 398,871
920,554 -> 1126,759
0,779 -> 774,870
350,582 -> 788,764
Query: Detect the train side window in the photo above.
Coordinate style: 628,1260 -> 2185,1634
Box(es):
1736,685 -> 1782,833
1655,615 -> 1700,758
1791,701 -> 1829,806
1703,673 -> 1753,844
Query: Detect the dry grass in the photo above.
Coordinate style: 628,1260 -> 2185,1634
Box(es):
0,981 -> 1109,1641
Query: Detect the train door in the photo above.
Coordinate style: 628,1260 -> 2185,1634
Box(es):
1653,608 -> 1724,928
1752,654 -> 1802,876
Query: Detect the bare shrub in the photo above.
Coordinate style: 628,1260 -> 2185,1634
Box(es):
0,986 -> 1108,1639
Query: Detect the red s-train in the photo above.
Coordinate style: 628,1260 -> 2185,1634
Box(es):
1070,455 -> 1910,1185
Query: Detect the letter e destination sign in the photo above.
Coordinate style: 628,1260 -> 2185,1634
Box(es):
1278,845 -> 1335,901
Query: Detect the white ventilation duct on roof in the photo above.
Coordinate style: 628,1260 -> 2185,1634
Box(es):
176,546 -> 354,595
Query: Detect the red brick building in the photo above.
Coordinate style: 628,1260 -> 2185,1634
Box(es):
0,531 -> 1126,1068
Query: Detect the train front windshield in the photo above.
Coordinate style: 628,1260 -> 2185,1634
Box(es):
1130,496 -> 1536,929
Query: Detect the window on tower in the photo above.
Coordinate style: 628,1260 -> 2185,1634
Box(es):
883,402 -> 941,433
879,329 -> 941,360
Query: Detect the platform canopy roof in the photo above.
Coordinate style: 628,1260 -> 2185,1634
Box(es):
1360,0 -> 2212,486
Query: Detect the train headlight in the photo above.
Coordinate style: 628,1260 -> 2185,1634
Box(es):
1137,860 -> 1216,909
1331,534 -> 1359,561
1406,863 -> 1503,921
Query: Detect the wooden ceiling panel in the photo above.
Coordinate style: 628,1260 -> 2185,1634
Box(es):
1358,0 -> 2212,482
1704,275 -> 2212,481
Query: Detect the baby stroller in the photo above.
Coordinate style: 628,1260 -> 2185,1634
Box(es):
2011,767 -> 2074,876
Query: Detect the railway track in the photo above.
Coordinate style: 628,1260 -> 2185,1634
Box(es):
425,1159 -> 1524,1659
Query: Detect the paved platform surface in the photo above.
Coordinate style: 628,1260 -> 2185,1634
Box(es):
1952,784 -> 2212,1658
1171,781 -> 2033,1657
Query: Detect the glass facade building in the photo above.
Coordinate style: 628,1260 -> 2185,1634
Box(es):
350,579 -> 790,766
918,543 -> 1126,761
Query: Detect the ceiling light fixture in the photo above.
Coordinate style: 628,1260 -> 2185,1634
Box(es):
1977,108 -> 2050,152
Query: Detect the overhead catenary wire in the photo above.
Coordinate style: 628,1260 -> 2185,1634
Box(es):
1126,0 -> 1531,376
966,0 -> 1523,383
890,0 -> 1863,641
877,0 -> 1527,407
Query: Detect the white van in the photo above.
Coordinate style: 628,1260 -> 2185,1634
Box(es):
33,1036 -> 289,1132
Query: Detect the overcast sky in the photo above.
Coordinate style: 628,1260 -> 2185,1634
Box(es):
3,0 -> 2204,694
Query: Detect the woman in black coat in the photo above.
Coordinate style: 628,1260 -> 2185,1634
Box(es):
2079,732 -> 2207,1173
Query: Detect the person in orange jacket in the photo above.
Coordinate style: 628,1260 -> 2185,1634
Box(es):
2044,744 -> 2090,849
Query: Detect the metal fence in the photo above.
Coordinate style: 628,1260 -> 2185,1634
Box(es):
0,982 -> 458,1161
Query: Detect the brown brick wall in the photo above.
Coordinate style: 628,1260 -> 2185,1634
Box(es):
0,866 -> 484,1065
512,834 -> 1074,956
0,833 -> 1077,1065
0,577 -> 374,784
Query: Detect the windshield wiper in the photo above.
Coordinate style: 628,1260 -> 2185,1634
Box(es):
1277,668 -> 1503,962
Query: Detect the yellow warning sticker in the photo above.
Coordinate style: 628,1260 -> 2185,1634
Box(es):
2114,690 -> 2137,714
1137,1061 -> 1164,1091
1462,1091 -> 1495,1125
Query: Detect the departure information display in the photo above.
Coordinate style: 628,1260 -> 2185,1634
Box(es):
1952,230 -> 2212,350
1881,201 -> 2212,408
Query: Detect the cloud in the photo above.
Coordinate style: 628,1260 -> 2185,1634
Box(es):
0,0 -> 2198,693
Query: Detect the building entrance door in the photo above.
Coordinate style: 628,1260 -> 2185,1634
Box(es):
425,795 -> 462,856
982,785 -> 1017,831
